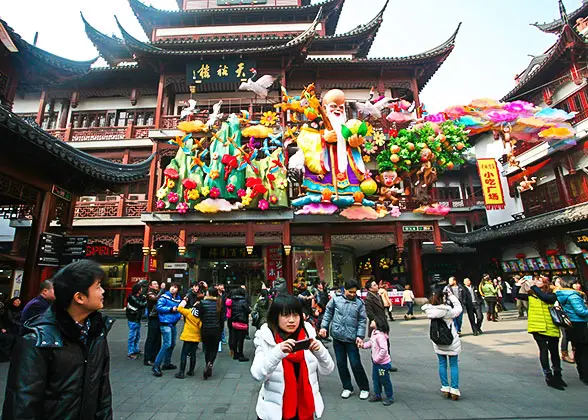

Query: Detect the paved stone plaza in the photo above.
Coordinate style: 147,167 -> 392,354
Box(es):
1,310 -> 587,420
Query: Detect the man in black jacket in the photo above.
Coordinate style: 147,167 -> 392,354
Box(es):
3,260 -> 113,420
144,280 -> 165,366
126,283 -> 147,359
364,279 -> 398,372
444,276 -> 467,334
463,277 -> 483,336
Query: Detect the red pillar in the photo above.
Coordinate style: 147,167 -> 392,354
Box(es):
554,165 -> 571,206
410,78 -> 422,119
35,90 -> 47,126
408,239 -> 425,298
154,74 -> 165,128
22,191 -> 56,301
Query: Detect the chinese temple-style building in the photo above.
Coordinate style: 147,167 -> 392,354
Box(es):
9,0 -> 474,306
446,1 -> 588,284
0,18 -> 152,300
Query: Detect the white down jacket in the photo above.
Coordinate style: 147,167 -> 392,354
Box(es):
421,295 -> 463,356
251,322 -> 335,420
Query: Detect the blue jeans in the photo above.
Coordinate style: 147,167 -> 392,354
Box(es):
154,324 -> 177,368
372,362 -> 394,399
453,313 -> 463,333
406,302 -> 414,316
437,354 -> 459,389
127,321 -> 141,355
333,339 -> 370,392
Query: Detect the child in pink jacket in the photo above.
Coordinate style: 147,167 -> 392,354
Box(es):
361,317 -> 394,405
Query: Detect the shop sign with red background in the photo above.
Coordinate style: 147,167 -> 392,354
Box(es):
265,245 -> 283,284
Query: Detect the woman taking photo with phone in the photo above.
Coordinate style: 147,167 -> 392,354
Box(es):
251,294 -> 334,420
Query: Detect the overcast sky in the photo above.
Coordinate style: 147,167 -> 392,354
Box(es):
0,0 -> 581,111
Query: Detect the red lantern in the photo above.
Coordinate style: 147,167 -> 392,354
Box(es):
545,249 -> 558,256
515,253 -> 526,260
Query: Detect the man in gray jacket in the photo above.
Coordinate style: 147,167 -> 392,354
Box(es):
320,279 -> 370,400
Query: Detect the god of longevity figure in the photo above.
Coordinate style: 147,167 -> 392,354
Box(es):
296,89 -> 368,198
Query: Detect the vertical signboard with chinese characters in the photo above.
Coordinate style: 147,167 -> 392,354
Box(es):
476,158 -> 505,210
265,245 -> 283,285
187,60 -> 256,86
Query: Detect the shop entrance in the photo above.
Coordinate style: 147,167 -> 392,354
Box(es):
197,246 -> 266,296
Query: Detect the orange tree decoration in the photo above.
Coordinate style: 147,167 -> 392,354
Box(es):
377,121 -> 470,177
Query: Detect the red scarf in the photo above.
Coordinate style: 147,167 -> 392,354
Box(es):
275,329 -> 315,420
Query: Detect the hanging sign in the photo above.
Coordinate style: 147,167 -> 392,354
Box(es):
402,225 -> 433,232
265,245 -> 283,283
187,60 -> 256,85
51,185 -> 72,202
476,158 -> 505,210
568,229 -> 588,249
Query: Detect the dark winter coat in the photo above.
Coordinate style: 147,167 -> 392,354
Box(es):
2,298 -> 22,335
2,306 -> 114,420
147,287 -> 164,318
20,295 -> 51,330
364,291 -> 386,323
230,295 -> 251,325
126,294 -> 147,323
194,297 -> 224,334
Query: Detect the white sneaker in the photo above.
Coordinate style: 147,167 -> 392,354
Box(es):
340,389 -> 352,399
359,390 -> 370,400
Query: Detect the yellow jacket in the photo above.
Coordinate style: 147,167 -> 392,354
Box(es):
527,295 -> 559,338
177,306 -> 202,342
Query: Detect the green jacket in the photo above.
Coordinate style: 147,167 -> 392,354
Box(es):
527,295 -> 559,337
480,282 -> 498,297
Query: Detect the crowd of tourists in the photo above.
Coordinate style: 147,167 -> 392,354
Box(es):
1,260 -> 588,419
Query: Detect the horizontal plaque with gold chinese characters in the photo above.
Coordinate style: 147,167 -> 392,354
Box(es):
187,60 -> 256,85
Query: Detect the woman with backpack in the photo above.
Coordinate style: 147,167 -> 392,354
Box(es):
229,287 -> 251,362
422,287 -> 463,400
193,287 -> 224,379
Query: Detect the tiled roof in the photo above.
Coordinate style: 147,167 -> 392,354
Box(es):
502,24 -> 586,101
444,201 -> 588,246
1,18 -> 95,81
115,11 -> 320,58
303,22 -> 461,88
81,13 -> 132,66
0,107 -> 152,185
531,0 -> 588,33
129,0 -> 344,38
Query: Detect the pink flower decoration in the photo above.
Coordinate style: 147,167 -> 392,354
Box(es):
210,187 -> 221,198
269,195 -> 278,204
156,200 -> 165,210
226,184 -> 235,193
424,112 -> 446,123
237,189 -> 246,197
168,192 -> 179,203
504,100 -> 534,114
486,110 -> 518,123
258,199 -> 269,211
177,202 -> 188,214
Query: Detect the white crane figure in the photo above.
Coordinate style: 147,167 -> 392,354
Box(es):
238,68 -> 276,99
206,100 -> 224,128
180,99 -> 199,121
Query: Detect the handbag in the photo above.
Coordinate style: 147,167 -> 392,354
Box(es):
232,321 -> 248,331
549,302 -> 572,329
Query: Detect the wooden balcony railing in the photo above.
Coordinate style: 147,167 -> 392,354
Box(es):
74,200 -> 148,219
572,108 -> 588,125
524,192 -> 588,217
47,122 -> 154,142
436,197 -> 486,208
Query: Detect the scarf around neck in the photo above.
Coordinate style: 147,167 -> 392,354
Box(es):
274,328 -> 315,420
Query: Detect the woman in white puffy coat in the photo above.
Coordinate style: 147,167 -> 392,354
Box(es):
251,294 -> 334,420
422,288 -> 463,400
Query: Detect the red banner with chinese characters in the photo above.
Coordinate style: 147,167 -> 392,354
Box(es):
265,245 -> 283,284
476,158 -> 506,210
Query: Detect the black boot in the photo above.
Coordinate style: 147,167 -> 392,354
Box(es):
553,371 -> 568,387
187,358 -> 196,376
238,353 -> 250,362
545,373 -> 565,390
203,362 -> 213,379
175,361 -> 186,379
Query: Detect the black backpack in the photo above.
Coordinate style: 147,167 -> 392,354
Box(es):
430,318 -> 453,345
